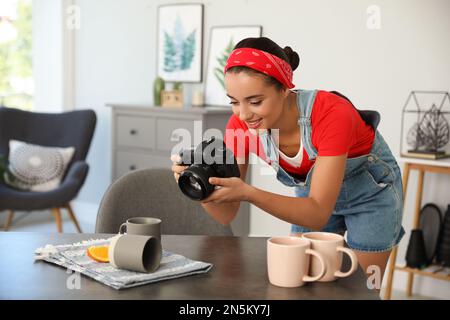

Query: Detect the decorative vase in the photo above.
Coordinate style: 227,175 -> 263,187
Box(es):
192,90 -> 204,107
153,77 -> 165,106
405,229 -> 428,269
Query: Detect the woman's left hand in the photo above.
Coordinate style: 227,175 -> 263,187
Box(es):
201,177 -> 253,204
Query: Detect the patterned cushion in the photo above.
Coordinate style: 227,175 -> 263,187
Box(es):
4,140 -> 75,192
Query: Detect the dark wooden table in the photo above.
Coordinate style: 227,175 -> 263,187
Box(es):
0,232 -> 379,300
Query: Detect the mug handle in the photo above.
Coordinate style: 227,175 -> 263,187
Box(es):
119,223 -> 127,234
302,249 -> 326,282
334,246 -> 358,278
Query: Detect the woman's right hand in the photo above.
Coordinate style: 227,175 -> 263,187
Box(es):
171,154 -> 189,183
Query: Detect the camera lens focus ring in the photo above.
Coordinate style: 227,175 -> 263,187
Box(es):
178,165 -> 215,201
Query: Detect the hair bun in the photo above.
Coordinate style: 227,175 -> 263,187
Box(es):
283,46 -> 300,71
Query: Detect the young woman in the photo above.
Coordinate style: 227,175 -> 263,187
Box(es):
172,37 -> 404,281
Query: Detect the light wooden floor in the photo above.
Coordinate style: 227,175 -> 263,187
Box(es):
381,288 -> 437,300
0,210 -> 95,233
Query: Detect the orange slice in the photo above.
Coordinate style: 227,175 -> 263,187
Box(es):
87,246 -> 110,263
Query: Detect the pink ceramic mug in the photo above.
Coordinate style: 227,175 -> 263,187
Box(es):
267,237 -> 326,288
302,232 -> 358,282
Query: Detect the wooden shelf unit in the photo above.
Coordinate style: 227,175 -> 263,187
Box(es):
395,265 -> 450,282
384,157 -> 450,299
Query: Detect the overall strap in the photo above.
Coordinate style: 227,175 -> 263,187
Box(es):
296,89 -> 319,160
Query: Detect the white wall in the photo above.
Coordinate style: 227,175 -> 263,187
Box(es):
73,0 -> 159,204
66,0 -> 449,298
32,0 -> 75,111
32,0 -> 65,111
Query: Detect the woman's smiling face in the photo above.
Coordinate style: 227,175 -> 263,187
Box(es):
225,71 -> 289,130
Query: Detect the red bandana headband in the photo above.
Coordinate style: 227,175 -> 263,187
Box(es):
224,48 -> 295,89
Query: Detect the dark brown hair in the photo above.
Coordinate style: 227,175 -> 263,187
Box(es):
226,37 -> 300,91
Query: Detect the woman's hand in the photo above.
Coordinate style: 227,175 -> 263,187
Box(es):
201,177 -> 254,204
171,154 -> 188,183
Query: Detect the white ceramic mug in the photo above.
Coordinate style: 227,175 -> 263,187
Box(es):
302,232 -> 358,282
267,237 -> 326,288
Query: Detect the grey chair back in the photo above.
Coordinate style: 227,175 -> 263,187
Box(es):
0,107 -> 96,162
96,168 -> 233,236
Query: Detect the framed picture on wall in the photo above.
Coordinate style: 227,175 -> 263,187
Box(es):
157,3 -> 204,82
204,25 -> 262,106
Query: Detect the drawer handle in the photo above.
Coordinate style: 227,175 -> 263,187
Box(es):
130,129 -> 138,135
129,165 -> 137,171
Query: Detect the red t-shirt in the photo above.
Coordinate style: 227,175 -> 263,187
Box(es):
224,90 -> 375,177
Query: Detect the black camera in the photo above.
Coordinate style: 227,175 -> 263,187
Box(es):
177,137 -> 240,201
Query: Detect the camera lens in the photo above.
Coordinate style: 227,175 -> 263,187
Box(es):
178,165 -> 215,201
189,176 -> 202,191
177,138 -> 240,201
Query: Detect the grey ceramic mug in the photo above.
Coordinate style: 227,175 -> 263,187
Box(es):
109,234 -> 162,273
119,217 -> 161,241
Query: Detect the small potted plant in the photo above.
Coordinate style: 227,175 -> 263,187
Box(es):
161,82 -> 184,108
153,77 -> 166,106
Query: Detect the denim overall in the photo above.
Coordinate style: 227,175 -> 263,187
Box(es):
259,90 -> 405,252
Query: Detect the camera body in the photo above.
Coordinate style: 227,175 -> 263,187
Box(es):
177,137 -> 240,201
